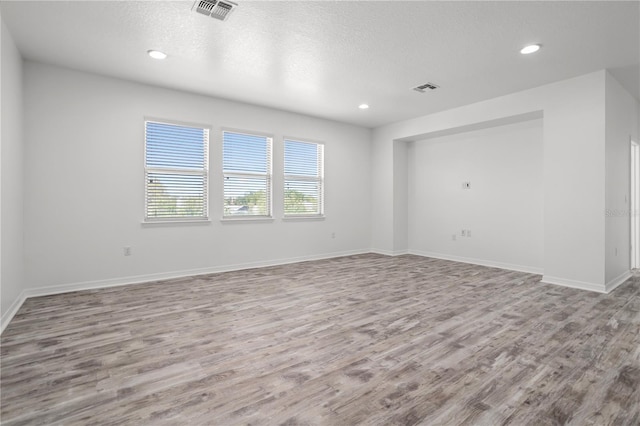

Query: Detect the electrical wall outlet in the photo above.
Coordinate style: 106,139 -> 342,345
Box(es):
124,246 -> 132,256
462,182 -> 471,189
461,229 -> 466,237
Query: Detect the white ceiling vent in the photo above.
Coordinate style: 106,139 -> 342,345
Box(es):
413,82 -> 440,93
193,0 -> 237,21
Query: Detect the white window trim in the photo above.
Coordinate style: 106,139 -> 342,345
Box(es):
141,219 -> 211,227
220,217 -> 275,223
143,117 -> 211,223
282,215 -> 325,221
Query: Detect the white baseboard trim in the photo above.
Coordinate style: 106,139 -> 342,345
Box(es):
540,275 -> 606,293
370,249 -> 409,257
1,249 -> 370,335
605,270 -> 632,293
0,290 -> 28,335
408,249 -> 544,275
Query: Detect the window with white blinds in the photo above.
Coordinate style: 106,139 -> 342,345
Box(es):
144,120 -> 209,221
284,139 -> 324,216
223,131 -> 272,217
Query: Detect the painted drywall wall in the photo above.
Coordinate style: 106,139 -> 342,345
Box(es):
373,71 -> 608,291
370,136 -> 394,254
393,141 -> 408,253
542,73 -> 606,290
1,18 -> 24,321
407,119 -> 543,272
605,72 -> 639,286
23,62 -> 371,291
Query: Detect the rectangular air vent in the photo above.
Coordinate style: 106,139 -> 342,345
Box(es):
413,82 -> 440,93
211,1 -> 236,20
195,0 -> 215,15
193,0 -> 238,21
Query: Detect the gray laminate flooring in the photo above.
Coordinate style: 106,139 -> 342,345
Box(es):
1,254 -> 639,425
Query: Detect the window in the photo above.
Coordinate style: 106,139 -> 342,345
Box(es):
284,139 -> 324,216
223,131 -> 272,217
144,120 -> 209,221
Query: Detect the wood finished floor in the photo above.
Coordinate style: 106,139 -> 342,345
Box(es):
1,254 -> 639,425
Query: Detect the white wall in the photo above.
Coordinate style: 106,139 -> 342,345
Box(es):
8,57 -> 638,321
407,119 -> 544,272
0,17 -> 24,324
542,73 -> 606,290
23,62 -> 371,292
370,136 -> 394,253
605,72 -> 639,286
373,71 -> 609,291
393,141 -> 408,253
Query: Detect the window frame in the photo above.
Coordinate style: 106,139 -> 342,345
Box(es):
143,117 -> 211,223
221,128 -> 273,220
283,138 -> 325,218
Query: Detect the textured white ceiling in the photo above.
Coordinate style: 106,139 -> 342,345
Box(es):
1,1 -> 638,128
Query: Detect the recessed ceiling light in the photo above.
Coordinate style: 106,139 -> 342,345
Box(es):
147,50 -> 167,60
358,104 -> 369,110
520,44 -> 541,55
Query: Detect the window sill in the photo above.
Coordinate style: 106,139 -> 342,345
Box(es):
221,216 -> 274,224
282,215 -> 326,222
141,219 -> 211,227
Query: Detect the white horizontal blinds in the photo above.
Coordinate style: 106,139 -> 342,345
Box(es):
284,140 -> 324,216
223,131 -> 272,217
145,120 -> 209,220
